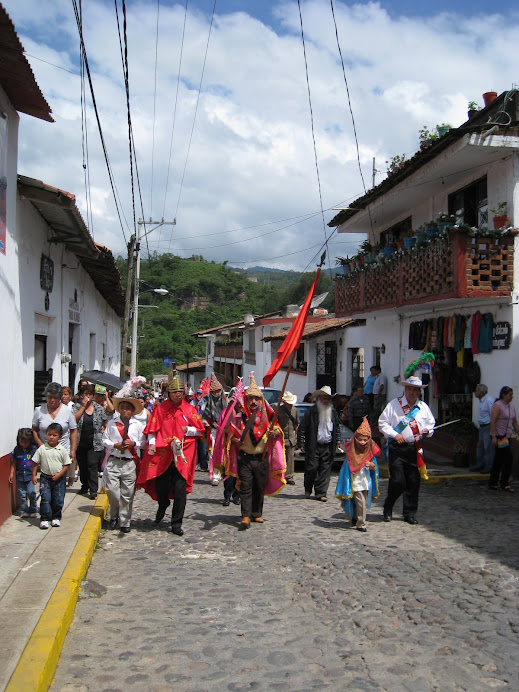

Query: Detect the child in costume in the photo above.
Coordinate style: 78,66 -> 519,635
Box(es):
9,427 -> 38,518
335,417 -> 380,532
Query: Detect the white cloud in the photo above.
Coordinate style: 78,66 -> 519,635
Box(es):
6,0 -> 519,269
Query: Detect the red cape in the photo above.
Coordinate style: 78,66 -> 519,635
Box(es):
136,399 -> 204,499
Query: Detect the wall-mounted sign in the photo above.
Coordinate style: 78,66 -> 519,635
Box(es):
69,297 -> 80,324
492,321 -> 511,350
40,254 -> 54,292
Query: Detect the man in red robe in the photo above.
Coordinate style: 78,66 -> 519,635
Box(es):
136,370 -> 204,535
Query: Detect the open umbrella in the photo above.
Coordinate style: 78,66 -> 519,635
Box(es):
81,370 -> 126,391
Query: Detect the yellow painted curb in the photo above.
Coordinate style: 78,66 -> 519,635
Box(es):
6,494 -> 108,692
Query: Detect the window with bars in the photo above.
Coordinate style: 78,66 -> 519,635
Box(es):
448,176 -> 488,227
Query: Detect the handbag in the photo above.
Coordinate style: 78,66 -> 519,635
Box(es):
497,436 -> 509,448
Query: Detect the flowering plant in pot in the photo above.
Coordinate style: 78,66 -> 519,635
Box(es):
437,212 -> 456,233
490,201 -> 509,229
418,125 -> 437,150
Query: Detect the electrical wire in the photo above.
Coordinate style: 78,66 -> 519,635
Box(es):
71,0 -> 130,243
329,0 -> 376,245
78,0 -> 94,237
149,0 -> 160,216
297,0 -> 330,276
161,0 -> 189,220
166,0 -> 217,253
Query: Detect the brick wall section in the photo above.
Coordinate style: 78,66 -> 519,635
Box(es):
335,229 -> 515,316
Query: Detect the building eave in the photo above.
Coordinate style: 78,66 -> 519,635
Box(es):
0,6 -> 53,122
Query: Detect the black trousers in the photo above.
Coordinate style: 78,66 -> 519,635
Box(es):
304,442 -> 334,498
384,441 -> 421,518
223,475 -> 239,500
489,444 -> 512,488
238,453 -> 268,519
76,446 -> 100,494
155,463 -> 187,530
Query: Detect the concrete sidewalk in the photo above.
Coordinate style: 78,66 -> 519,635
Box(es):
0,465 -> 490,691
0,489 -> 107,691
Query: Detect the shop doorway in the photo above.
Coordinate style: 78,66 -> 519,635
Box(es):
316,341 -> 337,392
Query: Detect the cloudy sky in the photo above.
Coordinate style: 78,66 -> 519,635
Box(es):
6,0 -> 519,270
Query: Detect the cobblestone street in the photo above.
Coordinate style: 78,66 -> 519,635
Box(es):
51,471 -> 519,692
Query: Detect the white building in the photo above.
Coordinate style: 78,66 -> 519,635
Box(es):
328,89 -> 519,426
0,7 -> 124,524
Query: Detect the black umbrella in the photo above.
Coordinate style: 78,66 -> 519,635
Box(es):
81,370 -> 126,391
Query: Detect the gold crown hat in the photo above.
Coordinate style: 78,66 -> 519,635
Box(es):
167,366 -> 185,392
210,372 -> 222,393
246,372 -> 263,398
355,416 -> 372,437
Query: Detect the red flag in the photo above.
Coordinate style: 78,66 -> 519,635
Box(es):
263,267 -> 321,387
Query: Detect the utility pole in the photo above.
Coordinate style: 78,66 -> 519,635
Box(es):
130,218 -> 176,377
120,235 -> 135,379
372,157 -> 379,189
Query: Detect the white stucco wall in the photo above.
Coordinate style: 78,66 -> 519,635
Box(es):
0,176 -> 121,461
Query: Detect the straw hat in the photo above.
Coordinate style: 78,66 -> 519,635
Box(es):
398,375 -> 427,389
313,385 -> 333,398
282,391 -> 297,406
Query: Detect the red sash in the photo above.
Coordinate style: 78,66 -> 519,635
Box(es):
398,398 -> 428,480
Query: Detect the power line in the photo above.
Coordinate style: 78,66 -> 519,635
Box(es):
297,0 -> 330,277
166,0 -> 217,253
161,0 -> 189,220
71,0 -> 130,243
329,0 -> 376,245
24,52 -> 81,75
149,0 -> 160,216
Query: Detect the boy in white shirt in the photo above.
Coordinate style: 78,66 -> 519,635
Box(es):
102,395 -> 146,533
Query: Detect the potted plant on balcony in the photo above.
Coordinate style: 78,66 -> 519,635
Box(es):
425,220 -> 439,238
436,123 -> 452,138
437,212 -> 456,234
402,229 -> 416,250
335,256 -> 350,275
490,201 -> 509,229
467,100 -> 480,119
415,224 -> 428,247
418,126 -> 437,150
386,154 -> 406,175
482,91 -> 498,107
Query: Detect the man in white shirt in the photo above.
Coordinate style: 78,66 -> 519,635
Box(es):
378,376 -> 435,525
472,384 -> 495,473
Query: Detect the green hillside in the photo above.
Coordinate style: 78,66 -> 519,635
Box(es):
117,253 -> 334,381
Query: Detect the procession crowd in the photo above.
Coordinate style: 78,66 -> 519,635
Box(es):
9,366 -> 519,536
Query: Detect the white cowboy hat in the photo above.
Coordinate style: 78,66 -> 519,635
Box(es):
313,385 -> 334,398
282,391 -> 297,405
398,375 -> 427,389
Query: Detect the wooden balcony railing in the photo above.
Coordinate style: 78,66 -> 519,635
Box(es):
214,344 -> 243,360
335,229 -> 515,317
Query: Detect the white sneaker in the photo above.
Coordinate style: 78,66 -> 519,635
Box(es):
19,512 -> 29,518
51,519 -> 61,527
40,520 -> 49,530
29,512 -> 38,518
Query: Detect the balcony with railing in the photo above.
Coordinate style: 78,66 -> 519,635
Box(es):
335,228 -> 516,317
214,343 -> 244,360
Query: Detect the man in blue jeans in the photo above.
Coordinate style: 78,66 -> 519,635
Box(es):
472,384 -> 495,472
